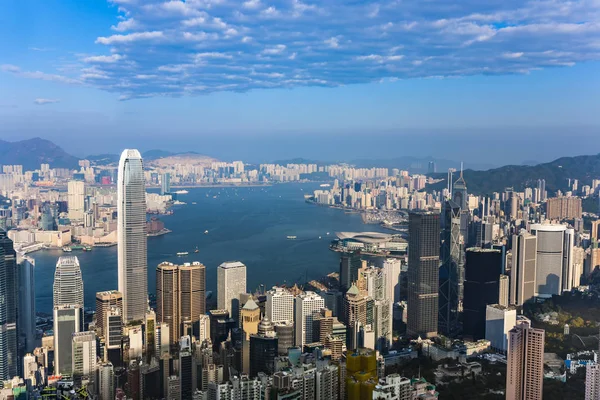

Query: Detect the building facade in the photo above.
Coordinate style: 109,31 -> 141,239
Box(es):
217,261 -> 247,324
506,317 -> 545,400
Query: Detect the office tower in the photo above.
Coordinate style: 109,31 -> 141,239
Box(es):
156,262 -> 180,343
407,212 -> 440,339
217,261 -> 247,324
98,362 -> 115,400
592,220 -> 600,242
118,149 -> 148,322
179,336 -> 196,398
313,309 -> 334,344
321,290 -> 343,317
274,321 -> 294,355
0,231 -> 18,381
23,353 -> 37,386
537,179 -> 547,202
499,275 -> 509,307
240,298 -> 260,374
249,317 -> 278,377
179,261 -> 206,329
343,285 -> 371,332
72,331 -> 97,378
382,258 -> 401,303
53,256 -> 84,309
294,291 -> 324,347
463,248 -> 503,340
530,224 -> 573,296
105,306 -> 122,364
586,364 -> 600,400
198,315 -> 210,343
506,317 -> 545,400
266,286 -> 295,323
67,180 -> 85,222
18,255 -> 36,355
160,173 -> 171,195
485,304 -> 517,353
339,252 -> 361,292
546,197 -> 582,220
452,167 -> 468,210
563,229 -> 576,291
374,300 -> 393,350
155,322 -> 170,358
95,290 -> 123,337
53,304 -> 82,374
511,231 -> 538,306
439,200 -> 464,337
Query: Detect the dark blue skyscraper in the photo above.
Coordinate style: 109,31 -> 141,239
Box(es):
0,231 -> 18,380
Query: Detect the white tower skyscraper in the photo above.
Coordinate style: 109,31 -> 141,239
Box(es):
217,261 -> 247,323
294,291 -> 324,348
67,180 -> 85,222
266,287 -> 295,324
118,149 -> 148,322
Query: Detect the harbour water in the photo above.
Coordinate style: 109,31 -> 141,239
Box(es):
32,182 -> 389,314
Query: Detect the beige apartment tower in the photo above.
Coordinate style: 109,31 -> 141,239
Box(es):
506,317 -> 545,400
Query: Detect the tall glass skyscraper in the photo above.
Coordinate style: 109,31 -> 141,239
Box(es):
0,231 -> 18,380
118,149 -> 148,322
53,256 -> 84,308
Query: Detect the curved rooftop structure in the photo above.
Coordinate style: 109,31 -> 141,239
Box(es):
336,232 -> 394,244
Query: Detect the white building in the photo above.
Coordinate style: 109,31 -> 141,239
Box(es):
23,353 -> 38,386
198,315 -> 211,343
485,304 -> 517,353
72,331 -> 96,377
266,287 -> 295,323
217,261 -> 247,323
98,362 -> 114,400
53,256 -> 84,309
383,258 -> 402,303
586,363 -> 600,400
529,224 -> 574,297
67,180 -> 85,222
294,291 -> 324,347
118,149 -> 148,322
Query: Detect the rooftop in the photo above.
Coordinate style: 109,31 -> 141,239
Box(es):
219,261 -> 246,269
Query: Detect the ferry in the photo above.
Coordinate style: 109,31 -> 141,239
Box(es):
204,230 -> 209,234
174,190 -> 189,194
287,236 -> 297,240
177,252 -> 189,256
320,184 -> 331,188
62,246 -> 72,252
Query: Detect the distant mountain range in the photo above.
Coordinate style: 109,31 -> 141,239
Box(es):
430,153 -> 600,195
0,137 -> 80,170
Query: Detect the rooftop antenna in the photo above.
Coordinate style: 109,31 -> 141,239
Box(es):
460,161 -> 464,178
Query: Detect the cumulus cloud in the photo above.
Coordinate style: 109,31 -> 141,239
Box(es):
34,98 -> 60,105
3,0 -> 600,99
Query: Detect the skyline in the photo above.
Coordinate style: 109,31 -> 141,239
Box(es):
1,0 -> 599,164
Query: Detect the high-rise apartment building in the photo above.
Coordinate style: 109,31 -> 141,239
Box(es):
511,231 -> 537,306
463,248 -> 504,340
118,149 -> 148,322
95,290 -> 123,337
72,331 -> 97,378
217,261 -> 247,324
407,212 -> 440,338
266,286 -> 295,323
585,364 -> 600,400
382,258 -> 401,303
546,196 -> 582,220
530,224 -> 574,296
67,180 -> 85,222
506,317 -> 545,400
294,291 -> 324,348
160,173 -> 171,195
0,231 -> 18,380
98,362 -> 115,400
53,304 -> 82,375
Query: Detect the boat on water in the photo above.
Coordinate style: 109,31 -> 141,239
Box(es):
194,247 -> 199,253
62,246 -> 72,252
192,202 -> 197,205
320,184 -> 331,188
82,246 -> 93,251
177,252 -> 189,256
174,190 -> 189,194
204,230 -> 209,234
287,236 -> 297,240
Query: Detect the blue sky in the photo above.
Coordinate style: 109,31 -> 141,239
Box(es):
1,0 -> 599,164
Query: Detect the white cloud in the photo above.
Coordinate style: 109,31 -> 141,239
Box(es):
262,44 -> 286,55
243,0 -> 261,9
111,18 -> 139,32
84,54 -> 124,63
96,31 -> 164,45
503,52 -> 525,58
324,37 -> 340,48
34,98 -> 60,105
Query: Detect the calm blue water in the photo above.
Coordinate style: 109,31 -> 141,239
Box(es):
32,183 -> 388,314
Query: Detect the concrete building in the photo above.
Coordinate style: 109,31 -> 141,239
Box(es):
53,304 -> 82,375
156,262 -> 180,343
95,290 -> 123,338
98,362 -> 114,400
546,196 -> 582,220
266,286 -> 295,324
217,261 -> 247,324
67,180 -> 85,222
506,317 -> 545,400
485,304 -> 517,353
511,231 -> 537,306
382,258 -> 402,303
407,212 -> 440,339
179,261 -> 206,330
585,363 -> 600,400
118,149 -> 148,322
241,298 -> 261,374
72,331 -> 97,378
530,224 -> 574,297
294,291 -> 325,348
